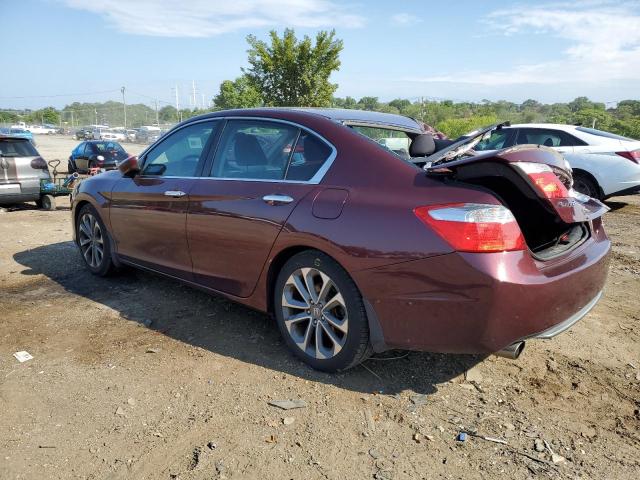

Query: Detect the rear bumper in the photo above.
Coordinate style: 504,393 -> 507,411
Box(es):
353,223 -> 610,354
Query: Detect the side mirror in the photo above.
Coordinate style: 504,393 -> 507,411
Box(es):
119,155 -> 140,176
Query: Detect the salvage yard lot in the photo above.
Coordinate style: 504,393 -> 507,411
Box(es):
0,135 -> 639,479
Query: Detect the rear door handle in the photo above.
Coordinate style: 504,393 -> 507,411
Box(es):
164,190 -> 186,198
262,194 -> 294,205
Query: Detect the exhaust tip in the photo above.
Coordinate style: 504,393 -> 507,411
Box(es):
495,341 -> 525,360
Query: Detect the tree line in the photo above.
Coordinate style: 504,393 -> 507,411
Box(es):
2,29 -> 639,140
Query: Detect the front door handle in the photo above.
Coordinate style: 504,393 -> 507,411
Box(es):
262,194 -> 294,205
164,190 -> 187,198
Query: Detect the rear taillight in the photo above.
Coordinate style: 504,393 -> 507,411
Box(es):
514,162 -> 569,199
414,203 -> 526,253
30,157 -> 47,170
616,150 -> 640,164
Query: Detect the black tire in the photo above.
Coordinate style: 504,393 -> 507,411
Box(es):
573,172 -> 601,200
67,159 -> 76,174
88,161 -> 96,172
273,250 -> 372,372
38,194 -> 56,211
76,204 -> 115,276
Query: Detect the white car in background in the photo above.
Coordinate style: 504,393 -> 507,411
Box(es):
475,124 -> 640,199
101,128 -> 127,142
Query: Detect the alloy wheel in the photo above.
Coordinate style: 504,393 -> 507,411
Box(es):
281,268 -> 348,360
78,213 -> 104,268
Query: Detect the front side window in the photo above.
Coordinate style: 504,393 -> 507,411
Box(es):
351,125 -> 411,158
210,120 -> 299,180
142,121 -> 218,177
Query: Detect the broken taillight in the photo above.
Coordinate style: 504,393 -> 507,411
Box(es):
414,203 -> 526,253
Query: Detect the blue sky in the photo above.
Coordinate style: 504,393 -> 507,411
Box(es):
2,0 -> 640,110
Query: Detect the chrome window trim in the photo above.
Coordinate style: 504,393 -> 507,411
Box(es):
137,116 -> 338,185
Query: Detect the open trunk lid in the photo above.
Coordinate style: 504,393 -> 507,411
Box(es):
424,144 -> 609,259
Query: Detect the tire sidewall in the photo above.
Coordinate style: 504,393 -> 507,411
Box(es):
76,204 -> 113,276
573,174 -> 600,199
274,250 -> 368,372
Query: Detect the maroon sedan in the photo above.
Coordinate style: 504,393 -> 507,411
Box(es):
71,109 -> 610,372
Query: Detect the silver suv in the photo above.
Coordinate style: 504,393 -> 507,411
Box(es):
0,136 -> 52,208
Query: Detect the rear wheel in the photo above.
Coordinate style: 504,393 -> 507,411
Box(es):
76,204 -> 114,276
573,173 -> 601,200
274,250 -> 372,372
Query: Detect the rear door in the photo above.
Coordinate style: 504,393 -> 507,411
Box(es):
109,120 -> 220,279
187,118 -> 334,297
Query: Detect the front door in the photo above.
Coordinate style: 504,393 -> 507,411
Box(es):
187,119 -> 334,297
109,120 -> 220,279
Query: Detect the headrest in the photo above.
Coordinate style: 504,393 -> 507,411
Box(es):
409,133 -> 435,157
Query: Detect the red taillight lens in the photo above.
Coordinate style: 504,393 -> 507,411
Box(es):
414,203 -> 526,253
514,162 -> 569,199
616,150 -> 640,164
30,157 -> 48,170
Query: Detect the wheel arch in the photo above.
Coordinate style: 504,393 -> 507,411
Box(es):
572,168 -> 604,199
264,244 -> 388,353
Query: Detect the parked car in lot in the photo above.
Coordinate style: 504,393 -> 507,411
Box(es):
74,127 -> 93,140
71,109 -> 610,371
28,125 -> 57,135
101,128 -> 127,142
3,127 -> 35,144
68,140 -> 129,173
474,124 -> 640,199
0,135 -> 53,207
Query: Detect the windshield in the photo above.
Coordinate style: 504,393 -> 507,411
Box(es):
350,125 -> 412,159
94,142 -> 125,153
0,138 -> 39,157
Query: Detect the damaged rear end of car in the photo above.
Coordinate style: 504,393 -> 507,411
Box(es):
407,127 -> 611,358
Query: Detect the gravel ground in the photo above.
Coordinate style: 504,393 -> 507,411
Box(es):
0,135 -> 638,479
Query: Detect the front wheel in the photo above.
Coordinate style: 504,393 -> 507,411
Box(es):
76,204 -> 115,276
274,250 -> 372,372
37,194 -> 56,211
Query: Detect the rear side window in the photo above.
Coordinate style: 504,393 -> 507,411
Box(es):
211,120 -> 299,180
285,131 -> 332,181
142,121 -> 219,177
0,139 -> 39,157
515,128 -> 587,147
210,120 -> 332,182
575,127 -> 635,142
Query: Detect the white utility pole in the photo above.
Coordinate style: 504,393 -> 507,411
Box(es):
155,100 -> 159,126
192,80 -> 197,109
172,84 -> 183,122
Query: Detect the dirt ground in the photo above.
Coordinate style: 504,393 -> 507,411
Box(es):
0,135 -> 638,480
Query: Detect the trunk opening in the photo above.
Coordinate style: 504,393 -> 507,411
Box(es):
440,161 -> 589,258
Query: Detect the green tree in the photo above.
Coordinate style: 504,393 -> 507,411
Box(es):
158,105 -> 178,122
213,75 -> 263,109
245,29 -> 343,107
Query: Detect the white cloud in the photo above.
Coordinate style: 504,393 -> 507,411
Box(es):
403,1 -> 640,86
62,0 -> 365,37
391,13 -> 420,26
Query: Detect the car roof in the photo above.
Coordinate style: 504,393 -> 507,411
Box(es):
196,107 -> 424,133
508,123 -> 578,131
